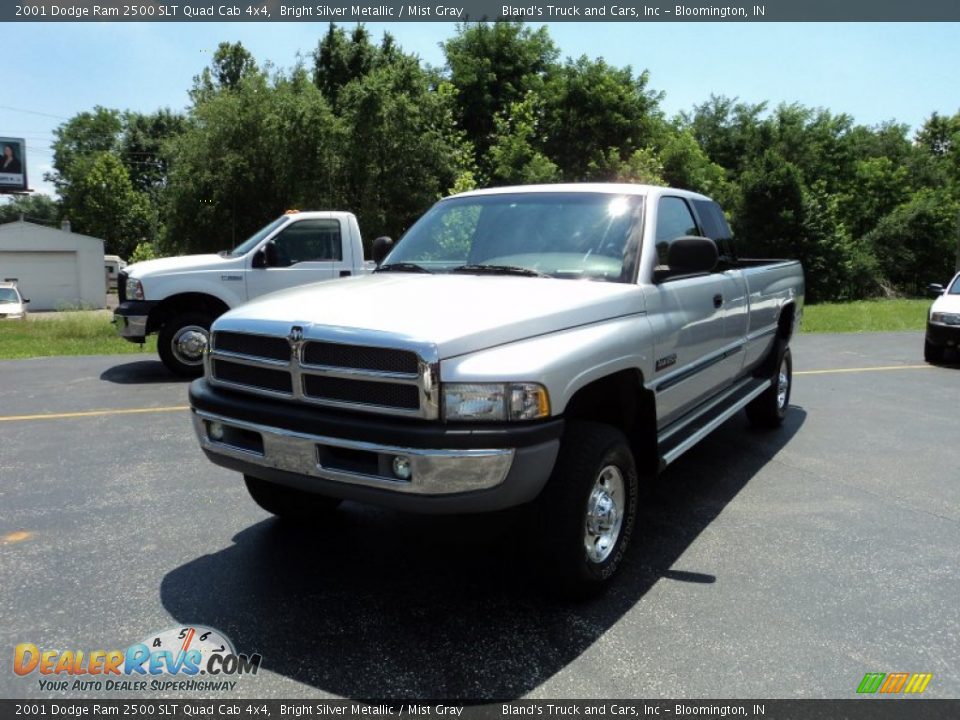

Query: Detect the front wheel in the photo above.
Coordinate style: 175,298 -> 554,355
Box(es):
244,475 -> 343,520
924,337 -> 945,364
747,341 -> 792,429
157,312 -> 213,377
534,421 -> 639,598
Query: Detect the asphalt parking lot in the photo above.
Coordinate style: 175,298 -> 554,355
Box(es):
1,332 -> 958,700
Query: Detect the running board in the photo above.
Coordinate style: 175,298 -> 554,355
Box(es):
657,376 -> 772,470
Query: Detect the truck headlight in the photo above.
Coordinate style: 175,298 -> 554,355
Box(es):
125,277 -> 144,301
443,383 -> 550,422
931,312 -> 960,326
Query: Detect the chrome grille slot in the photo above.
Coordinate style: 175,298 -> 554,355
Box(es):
214,331 -> 290,361
206,328 -> 439,419
303,375 -> 420,410
212,359 -> 293,394
302,341 -> 419,375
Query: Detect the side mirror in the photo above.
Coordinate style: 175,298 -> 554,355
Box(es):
655,236 -> 718,282
23,298 -> 29,304
371,236 -> 394,267
927,283 -> 945,298
252,248 -> 267,269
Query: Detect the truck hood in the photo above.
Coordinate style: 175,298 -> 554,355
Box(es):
126,254 -> 235,278
931,291 -> 960,316
216,273 -> 646,359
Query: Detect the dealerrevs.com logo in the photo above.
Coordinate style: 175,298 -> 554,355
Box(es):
13,626 -> 262,693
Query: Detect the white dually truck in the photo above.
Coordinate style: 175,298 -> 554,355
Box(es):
188,184 -> 805,595
114,210 -> 371,376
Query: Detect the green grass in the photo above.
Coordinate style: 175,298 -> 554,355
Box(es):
802,299 -> 930,333
0,311 -> 156,360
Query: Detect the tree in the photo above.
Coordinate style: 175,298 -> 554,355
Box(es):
444,22 -> 559,175
45,106 -> 123,196
0,194 -> 60,225
537,57 -> 662,182
66,152 -> 155,258
487,95 -> 559,185
336,59 -> 472,242
864,190 -> 960,294
165,66 -> 341,254
119,109 -> 187,198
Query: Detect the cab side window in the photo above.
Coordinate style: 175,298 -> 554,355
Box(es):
655,197 -> 700,267
270,220 -> 343,267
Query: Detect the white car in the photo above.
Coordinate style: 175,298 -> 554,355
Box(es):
0,282 -> 28,320
925,271 -> 960,363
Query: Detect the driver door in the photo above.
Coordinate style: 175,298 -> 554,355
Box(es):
246,218 -> 342,300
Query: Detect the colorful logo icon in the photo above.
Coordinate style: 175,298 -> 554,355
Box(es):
857,672 -> 933,695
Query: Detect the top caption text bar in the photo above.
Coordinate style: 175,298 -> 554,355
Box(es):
7,0 -> 960,22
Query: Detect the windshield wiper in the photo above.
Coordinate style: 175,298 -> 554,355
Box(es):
376,262 -> 433,274
452,264 -> 550,278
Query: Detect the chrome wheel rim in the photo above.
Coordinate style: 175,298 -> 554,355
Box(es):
172,325 -> 208,366
584,465 -> 625,564
776,357 -> 790,410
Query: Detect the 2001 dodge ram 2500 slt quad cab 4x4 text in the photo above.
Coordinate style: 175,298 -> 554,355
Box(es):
114,210 -> 371,376
188,184 -> 804,595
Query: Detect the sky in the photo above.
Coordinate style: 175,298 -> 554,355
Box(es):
3,21 -> 959,197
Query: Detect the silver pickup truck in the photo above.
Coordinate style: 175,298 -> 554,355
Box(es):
188,184 -> 804,595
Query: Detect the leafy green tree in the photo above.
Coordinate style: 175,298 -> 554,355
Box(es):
119,109 -> 187,198
336,59 -> 471,242
864,190 -> 960,293
165,67 -> 341,253
487,95 -> 559,185
444,22 -> 559,174
541,56 -> 663,181
0,194 -> 60,225
46,106 -> 123,196
66,152 -> 155,257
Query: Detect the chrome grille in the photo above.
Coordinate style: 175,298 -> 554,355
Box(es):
214,331 -> 290,362
302,341 -> 418,374
205,327 -> 438,419
303,375 -> 420,410
212,359 -> 293,394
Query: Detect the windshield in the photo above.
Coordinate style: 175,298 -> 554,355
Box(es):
0,288 -> 20,303
223,216 -> 288,257
382,192 -> 644,283
950,275 -> 960,294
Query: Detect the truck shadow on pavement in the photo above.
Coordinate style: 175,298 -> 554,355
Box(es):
160,408 -> 806,700
100,360 -> 190,384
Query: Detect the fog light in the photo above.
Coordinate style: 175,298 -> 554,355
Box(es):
392,455 -> 412,480
208,421 -> 225,441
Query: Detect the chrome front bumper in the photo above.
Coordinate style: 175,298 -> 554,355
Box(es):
115,314 -> 148,339
192,409 -> 517,496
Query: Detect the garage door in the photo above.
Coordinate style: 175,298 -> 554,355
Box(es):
0,252 -> 80,311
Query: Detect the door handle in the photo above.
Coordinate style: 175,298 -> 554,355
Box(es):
713,294 -> 723,308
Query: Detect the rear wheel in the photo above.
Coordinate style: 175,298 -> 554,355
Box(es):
244,475 -> 342,520
158,312 -> 212,377
747,341 -> 792,429
534,422 -> 639,598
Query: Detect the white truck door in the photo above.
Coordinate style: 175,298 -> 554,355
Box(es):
246,218 -> 342,299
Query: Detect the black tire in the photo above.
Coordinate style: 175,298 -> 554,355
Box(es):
924,338 -> 945,364
157,312 -> 213,377
244,475 -> 342,520
746,341 -> 792,429
534,421 -> 639,598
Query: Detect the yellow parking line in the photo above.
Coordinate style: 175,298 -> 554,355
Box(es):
0,406 -> 189,423
795,364 -> 931,376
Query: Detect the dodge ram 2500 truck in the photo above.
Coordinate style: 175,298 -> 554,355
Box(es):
114,210 -> 370,376
188,184 -> 804,594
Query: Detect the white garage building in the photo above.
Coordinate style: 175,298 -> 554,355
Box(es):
0,220 -> 105,310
